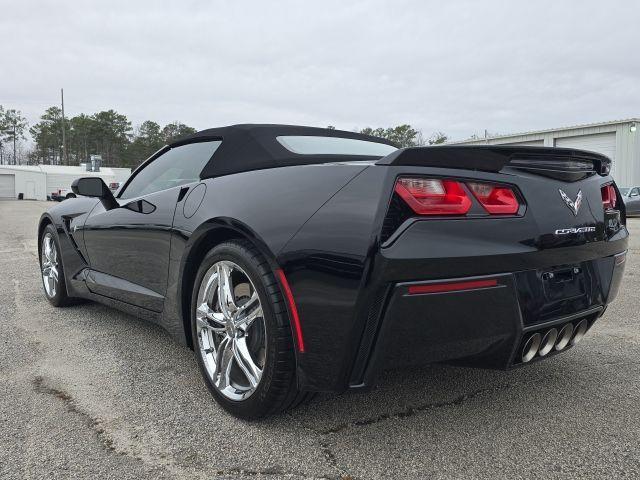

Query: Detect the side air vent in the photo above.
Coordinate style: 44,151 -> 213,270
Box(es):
380,192 -> 413,244
349,285 -> 391,385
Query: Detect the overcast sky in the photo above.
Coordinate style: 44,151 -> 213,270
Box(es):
1,0 -> 639,141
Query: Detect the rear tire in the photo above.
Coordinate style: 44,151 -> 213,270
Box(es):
39,224 -> 72,307
191,240 -> 310,419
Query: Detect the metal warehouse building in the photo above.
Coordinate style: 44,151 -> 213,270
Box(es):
0,164 -> 131,200
451,119 -> 639,187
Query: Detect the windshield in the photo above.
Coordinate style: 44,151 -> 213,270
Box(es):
277,135 -> 397,156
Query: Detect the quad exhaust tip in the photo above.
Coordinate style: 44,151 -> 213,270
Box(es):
522,333 -> 542,363
538,328 -> 558,357
555,323 -> 574,351
571,319 -> 589,345
521,318 -> 590,364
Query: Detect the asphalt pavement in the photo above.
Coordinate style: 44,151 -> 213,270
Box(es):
1,200 -> 639,479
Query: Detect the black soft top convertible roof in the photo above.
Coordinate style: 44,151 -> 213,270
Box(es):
169,124 -> 396,178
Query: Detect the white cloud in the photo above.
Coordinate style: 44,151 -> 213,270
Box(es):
1,0 -> 638,140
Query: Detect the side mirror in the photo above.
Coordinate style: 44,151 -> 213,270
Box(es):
71,177 -> 118,210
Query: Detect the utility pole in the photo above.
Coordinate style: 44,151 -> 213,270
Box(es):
12,122 -> 16,165
61,88 -> 68,165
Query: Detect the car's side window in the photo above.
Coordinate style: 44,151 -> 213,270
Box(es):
119,140 -> 222,200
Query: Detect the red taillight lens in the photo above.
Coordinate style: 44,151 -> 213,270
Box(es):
601,184 -> 617,210
467,182 -> 520,215
394,177 -> 521,216
394,178 -> 472,215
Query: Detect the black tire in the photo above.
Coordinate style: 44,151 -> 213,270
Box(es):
65,193 -> 76,199
191,240 -> 311,419
39,224 -> 72,307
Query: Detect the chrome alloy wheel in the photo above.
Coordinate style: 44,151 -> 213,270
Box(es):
41,233 -> 59,298
195,260 -> 266,401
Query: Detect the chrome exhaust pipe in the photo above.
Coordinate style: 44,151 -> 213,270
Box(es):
571,319 -> 589,345
555,323 -> 574,351
539,328 -> 558,357
522,333 -> 542,363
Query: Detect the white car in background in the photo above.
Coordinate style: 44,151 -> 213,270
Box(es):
50,188 -> 76,202
51,182 -> 120,201
619,187 -> 640,216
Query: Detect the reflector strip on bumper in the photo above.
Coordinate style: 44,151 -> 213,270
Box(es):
276,269 -> 305,353
407,278 -> 498,295
614,251 -> 627,267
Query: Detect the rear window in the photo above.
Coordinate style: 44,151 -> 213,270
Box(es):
276,135 -> 397,156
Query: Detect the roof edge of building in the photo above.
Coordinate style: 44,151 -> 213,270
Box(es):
451,118 -> 640,144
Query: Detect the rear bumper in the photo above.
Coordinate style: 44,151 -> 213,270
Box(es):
350,250 -> 626,389
280,165 -> 630,393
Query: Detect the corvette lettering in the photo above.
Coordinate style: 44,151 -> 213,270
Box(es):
555,226 -> 596,235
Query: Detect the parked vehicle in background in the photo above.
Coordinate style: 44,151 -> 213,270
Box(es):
619,187 -> 640,216
52,182 -> 121,201
50,188 -> 76,202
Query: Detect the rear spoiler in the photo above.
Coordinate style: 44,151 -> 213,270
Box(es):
376,146 -> 612,179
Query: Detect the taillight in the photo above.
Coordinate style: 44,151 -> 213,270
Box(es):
467,182 -> 520,214
394,178 -> 472,215
601,184 -> 617,210
394,177 -> 521,216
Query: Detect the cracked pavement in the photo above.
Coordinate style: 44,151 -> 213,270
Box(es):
1,200 -> 639,479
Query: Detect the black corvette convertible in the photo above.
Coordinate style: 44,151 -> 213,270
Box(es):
38,124 -> 628,419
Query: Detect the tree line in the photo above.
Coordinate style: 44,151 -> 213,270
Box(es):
0,105 -> 197,168
0,103 -> 448,168
29,107 -> 197,168
0,106 -> 28,165
357,124 -> 447,147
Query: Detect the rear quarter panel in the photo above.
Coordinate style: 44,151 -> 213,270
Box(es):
161,163 -> 371,345
276,166 -> 390,390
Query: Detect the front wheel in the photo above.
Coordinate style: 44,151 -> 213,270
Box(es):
40,224 -> 72,307
191,240 -> 311,419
